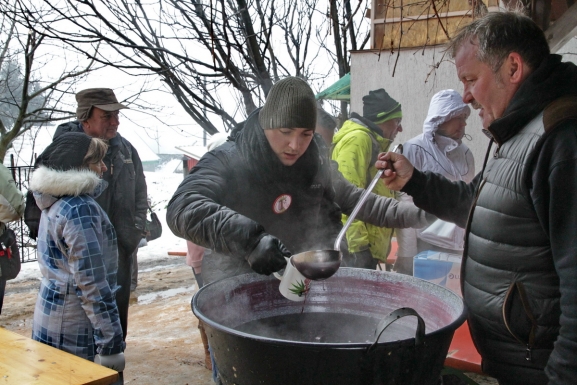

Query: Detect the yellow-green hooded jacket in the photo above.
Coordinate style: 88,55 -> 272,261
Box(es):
331,114 -> 394,262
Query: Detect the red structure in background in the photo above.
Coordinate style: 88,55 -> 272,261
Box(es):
183,157 -> 199,175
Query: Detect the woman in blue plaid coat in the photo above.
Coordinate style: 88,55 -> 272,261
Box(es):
29,133 -> 125,368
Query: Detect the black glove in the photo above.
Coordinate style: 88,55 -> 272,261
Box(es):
246,235 -> 290,275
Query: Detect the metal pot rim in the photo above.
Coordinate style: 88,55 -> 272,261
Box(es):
192,269 -> 466,347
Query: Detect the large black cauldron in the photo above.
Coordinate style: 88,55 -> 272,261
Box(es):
192,268 -> 465,385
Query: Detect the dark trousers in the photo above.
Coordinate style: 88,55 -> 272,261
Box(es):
0,278 -> 6,315
130,249 -> 138,291
116,249 -> 133,341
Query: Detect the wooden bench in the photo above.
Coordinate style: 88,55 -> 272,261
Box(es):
0,327 -> 119,385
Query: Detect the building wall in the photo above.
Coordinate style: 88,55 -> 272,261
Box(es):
350,46 -> 489,170
350,35 -> 577,171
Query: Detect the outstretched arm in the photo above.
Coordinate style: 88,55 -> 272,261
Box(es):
166,153 -> 287,275
375,150 -> 477,228
332,162 -> 432,229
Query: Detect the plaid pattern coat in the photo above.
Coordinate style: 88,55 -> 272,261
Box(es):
30,166 -> 124,360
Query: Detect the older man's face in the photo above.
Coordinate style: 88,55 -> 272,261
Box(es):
455,41 -> 518,129
377,118 -> 402,141
83,107 -> 120,140
437,114 -> 468,141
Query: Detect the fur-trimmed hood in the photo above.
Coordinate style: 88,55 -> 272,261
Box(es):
30,166 -> 107,210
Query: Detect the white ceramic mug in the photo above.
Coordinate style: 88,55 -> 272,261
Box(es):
273,256 -> 311,302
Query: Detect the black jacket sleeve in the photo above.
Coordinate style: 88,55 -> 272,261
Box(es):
401,169 -> 480,229
531,122 -> 577,385
166,152 -> 265,259
331,162 -> 432,229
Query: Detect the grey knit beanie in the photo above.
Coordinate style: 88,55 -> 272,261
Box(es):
363,89 -> 402,124
258,77 -> 317,130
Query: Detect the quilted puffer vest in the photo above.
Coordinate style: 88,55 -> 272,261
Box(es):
464,112 -> 560,383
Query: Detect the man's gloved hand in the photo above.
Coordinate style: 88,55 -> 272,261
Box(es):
94,353 -> 126,372
246,235 -> 290,275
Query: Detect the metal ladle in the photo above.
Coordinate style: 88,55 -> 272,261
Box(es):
292,144 -> 403,280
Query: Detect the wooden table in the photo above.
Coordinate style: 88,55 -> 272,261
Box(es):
0,327 -> 118,385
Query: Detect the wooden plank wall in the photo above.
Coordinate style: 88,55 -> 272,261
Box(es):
371,0 -> 499,49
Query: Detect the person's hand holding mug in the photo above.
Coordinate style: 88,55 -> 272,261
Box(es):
375,151 -> 414,191
246,234 -> 290,275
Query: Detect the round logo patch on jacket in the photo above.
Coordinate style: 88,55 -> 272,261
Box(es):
272,194 -> 292,214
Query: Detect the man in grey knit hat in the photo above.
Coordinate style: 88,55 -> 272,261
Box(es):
167,76 -> 430,383
168,76 -> 430,283
169,76 -> 325,286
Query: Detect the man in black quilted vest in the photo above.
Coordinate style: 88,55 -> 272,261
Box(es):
54,89 -> 148,346
376,11 -> 577,385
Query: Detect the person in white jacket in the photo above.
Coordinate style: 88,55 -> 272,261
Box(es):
395,89 -> 475,274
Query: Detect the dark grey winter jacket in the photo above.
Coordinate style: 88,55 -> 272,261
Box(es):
167,112 -> 430,284
54,122 -> 148,258
402,55 -> 577,385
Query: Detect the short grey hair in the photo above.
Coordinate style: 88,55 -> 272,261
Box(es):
447,11 -> 549,73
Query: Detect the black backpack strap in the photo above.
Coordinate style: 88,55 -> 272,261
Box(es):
23,190 -> 41,240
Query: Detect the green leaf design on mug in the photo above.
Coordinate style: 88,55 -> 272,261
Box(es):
289,280 -> 309,297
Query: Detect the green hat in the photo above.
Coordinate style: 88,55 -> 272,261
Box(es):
362,89 -> 402,124
258,77 -> 317,130
76,88 -> 128,121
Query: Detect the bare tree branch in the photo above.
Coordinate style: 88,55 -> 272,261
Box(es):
13,0 -> 369,134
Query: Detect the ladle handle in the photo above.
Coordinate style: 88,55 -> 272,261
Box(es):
333,144 -> 403,251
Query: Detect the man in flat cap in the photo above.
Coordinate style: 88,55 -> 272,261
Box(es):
331,89 -> 404,269
54,88 -> 148,346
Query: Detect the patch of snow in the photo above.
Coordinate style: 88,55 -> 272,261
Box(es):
13,169 -> 187,282
134,285 -> 197,305
136,170 -> 187,262
118,130 -> 160,163
155,158 -> 182,174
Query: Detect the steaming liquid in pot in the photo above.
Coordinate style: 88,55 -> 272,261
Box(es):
235,312 -> 414,343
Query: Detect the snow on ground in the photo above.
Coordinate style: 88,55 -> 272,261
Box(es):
16,169 -> 187,282
140,168 -> 187,259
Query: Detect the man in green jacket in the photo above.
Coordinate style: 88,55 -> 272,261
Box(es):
332,89 -> 403,269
